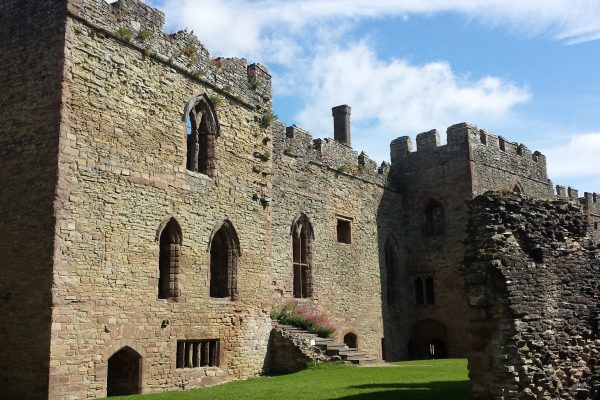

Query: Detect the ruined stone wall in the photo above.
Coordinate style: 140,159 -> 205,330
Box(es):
467,124 -> 552,198
46,0 -> 275,398
464,193 -> 600,400
0,1 -> 68,398
271,123 -> 402,360
389,124 -> 479,359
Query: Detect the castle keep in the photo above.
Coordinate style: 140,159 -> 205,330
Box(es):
1,0 -> 598,399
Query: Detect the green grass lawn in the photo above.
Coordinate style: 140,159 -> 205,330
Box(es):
114,359 -> 472,400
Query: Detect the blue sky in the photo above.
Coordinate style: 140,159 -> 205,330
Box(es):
143,0 -> 599,194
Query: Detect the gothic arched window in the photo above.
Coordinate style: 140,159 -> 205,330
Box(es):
158,218 -> 182,300
185,94 -> 219,176
209,220 -> 240,300
292,214 -> 313,298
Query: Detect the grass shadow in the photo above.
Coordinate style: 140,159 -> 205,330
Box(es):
332,380 -> 474,400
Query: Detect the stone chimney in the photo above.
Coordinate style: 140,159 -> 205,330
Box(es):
332,105 -> 351,146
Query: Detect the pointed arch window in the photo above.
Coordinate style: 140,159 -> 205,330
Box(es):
185,94 -> 220,176
292,215 -> 314,298
158,218 -> 182,300
209,220 -> 240,300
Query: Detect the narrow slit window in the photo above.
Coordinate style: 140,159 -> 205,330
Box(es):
415,278 -> 424,305
425,277 -> 435,305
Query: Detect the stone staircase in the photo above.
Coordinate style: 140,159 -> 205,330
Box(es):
271,321 -> 379,366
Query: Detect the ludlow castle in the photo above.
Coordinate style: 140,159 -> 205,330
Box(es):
1,0 -> 599,399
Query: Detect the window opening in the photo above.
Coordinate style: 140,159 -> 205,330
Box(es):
292,216 -> 313,298
425,277 -> 435,305
209,221 -> 239,300
158,218 -> 182,299
336,216 -> 352,244
186,95 -> 219,176
176,339 -> 219,368
425,201 -> 444,237
415,278 -> 424,305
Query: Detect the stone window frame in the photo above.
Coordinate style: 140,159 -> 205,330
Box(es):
207,219 -> 241,301
291,213 -> 314,299
414,275 -> 435,306
336,215 -> 353,244
176,339 -> 220,369
183,92 -> 220,177
156,217 -> 182,300
424,199 -> 445,238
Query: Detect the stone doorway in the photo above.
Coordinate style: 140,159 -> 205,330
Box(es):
107,347 -> 142,397
409,320 -> 448,359
344,332 -> 358,349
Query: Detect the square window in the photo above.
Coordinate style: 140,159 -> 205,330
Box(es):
336,217 -> 352,244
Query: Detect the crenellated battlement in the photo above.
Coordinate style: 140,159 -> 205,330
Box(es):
390,123 -> 552,197
274,122 -> 389,186
66,0 -> 272,109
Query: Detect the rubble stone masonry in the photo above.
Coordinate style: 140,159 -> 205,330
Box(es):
464,193 -> 600,399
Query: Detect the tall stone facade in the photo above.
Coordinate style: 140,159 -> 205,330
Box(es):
0,0 -> 598,399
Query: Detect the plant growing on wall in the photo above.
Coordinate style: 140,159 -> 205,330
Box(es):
261,113 -> 277,128
271,300 -> 336,338
253,151 -> 271,162
336,164 -> 349,174
248,76 -> 260,90
116,26 -> 134,42
137,29 -> 153,42
208,95 -> 223,108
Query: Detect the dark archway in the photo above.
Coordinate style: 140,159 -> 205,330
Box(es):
107,347 -> 142,397
158,217 -> 182,299
209,220 -> 240,300
409,320 -> 448,359
344,332 -> 358,349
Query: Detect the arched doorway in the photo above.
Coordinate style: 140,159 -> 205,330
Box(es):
409,320 -> 448,359
107,347 -> 142,397
343,332 -> 358,349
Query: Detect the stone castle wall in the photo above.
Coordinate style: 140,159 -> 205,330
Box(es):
271,122 -> 402,360
466,125 -> 552,197
464,193 -> 600,399
388,124 -> 479,358
47,0 -> 275,398
0,1 -> 68,398
2,0 -> 599,399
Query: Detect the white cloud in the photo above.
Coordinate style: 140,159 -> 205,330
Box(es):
293,41 -> 530,161
543,134 -> 600,192
157,0 -> 600,61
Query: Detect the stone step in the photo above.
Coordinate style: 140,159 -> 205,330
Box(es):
347,356 -> 378,365
339,350 -> 367,358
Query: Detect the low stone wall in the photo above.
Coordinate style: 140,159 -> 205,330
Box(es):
463,193 -> 600,399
